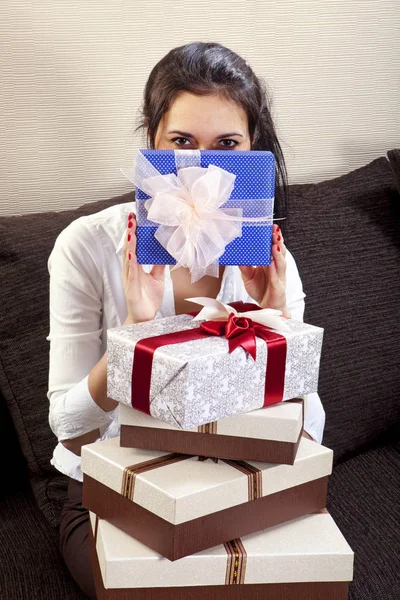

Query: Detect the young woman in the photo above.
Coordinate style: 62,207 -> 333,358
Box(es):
47,42 -> 325,599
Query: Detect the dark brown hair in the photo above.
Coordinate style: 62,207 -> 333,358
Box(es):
137,41 -> 288,223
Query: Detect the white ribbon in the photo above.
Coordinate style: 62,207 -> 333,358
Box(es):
122,150 -> 273,283
186,297 -> 291,332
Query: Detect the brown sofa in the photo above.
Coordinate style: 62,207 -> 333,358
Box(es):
1,150 -> 399,599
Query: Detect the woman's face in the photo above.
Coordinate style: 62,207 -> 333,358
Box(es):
153,92 -> 252,151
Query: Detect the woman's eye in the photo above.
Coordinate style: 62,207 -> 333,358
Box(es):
219,139 -> 238,148
171,137 -> 238,148
172,137 -> 192,146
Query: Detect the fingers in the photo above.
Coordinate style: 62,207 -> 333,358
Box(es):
123,212 -> 140,287
272,224 -> 287,281
272,224 -> 286,258
238,265 -> 255,284
127,213 -> 137,265
271,244 -> 286,281
124,212 -> 165,284
127,214 -> 143,288
150,263 -> 166,282
122,212 -> 133,282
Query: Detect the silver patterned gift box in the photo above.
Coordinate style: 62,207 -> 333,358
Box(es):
107,313 -> 323,430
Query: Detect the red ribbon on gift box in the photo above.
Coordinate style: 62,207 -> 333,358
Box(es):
131,302 -> 287,415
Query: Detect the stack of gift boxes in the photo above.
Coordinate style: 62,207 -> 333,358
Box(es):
81,150 -> 354,599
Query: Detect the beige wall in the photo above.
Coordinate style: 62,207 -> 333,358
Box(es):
1,0 -> 399,215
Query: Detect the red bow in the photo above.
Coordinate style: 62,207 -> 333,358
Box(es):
200,313 -> 262,360
131,303 -> 287,415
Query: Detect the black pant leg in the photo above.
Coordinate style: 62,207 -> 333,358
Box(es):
59,478 -> 97,600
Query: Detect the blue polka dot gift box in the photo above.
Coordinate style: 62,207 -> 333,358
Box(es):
134,149 -> 275,271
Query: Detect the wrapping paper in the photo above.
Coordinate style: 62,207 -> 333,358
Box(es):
82,436 -> 332,525
107,313 -> 323,430
134,149 -> 275,268
89,511 -> 353,589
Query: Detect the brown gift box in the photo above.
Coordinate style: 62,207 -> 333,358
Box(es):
88,511 -> 353,600
119,399 -> 304,464
82,436 -> 332,561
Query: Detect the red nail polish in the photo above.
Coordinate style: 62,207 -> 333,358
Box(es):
277,246 -> 281,252
277,235 -> 281,241
128,212 -> 133,221
277,226 -> 280,232
128,221 -> 133,228
128,233 -> 131,242
128,252 -> 132,260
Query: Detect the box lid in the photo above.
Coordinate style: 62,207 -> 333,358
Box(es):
90,511 -> 353,589
118,400 -> 303,443
82,436 -> 332,525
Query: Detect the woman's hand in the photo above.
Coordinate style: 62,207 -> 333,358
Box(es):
239,224 -> 290,317
122,213 -> 166,324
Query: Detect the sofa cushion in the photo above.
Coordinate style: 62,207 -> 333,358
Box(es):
0,485 -> 88,599
327,438 -> 400,600
286,156 -> 400,461
0,390 -> 28,496
388,148 -> 400,194
0,191 -> 135,526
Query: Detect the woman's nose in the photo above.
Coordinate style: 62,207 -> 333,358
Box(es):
195,140 -> 213,151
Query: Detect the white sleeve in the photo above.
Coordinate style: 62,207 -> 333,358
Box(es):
47,218 -> 115,441
285,249 -> 306,321
303,392 -> 326,444
285,249 -> 326,443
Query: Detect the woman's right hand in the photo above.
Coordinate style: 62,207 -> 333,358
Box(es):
122,212 -> 166,324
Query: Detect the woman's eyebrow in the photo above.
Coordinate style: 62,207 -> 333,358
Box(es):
168,130 -> 196,138
216,132 -> 244,139
168,130 -> 244,139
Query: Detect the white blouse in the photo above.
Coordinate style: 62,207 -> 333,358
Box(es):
47,202 -> 325,481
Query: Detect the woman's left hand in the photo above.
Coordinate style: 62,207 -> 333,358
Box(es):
239,224 -> 290,317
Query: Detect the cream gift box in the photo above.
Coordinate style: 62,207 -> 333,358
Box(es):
119,399 -> 304,464
88,511 -> 353,600
107,310 -> 323,430
82,436 -> 332,561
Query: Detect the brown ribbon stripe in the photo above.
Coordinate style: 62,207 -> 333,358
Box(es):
121,454 -> 262,504
224,538 -> 247,584
197,421 -> 218,434
222,459 -> 263,501
121,453 -> 191,500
